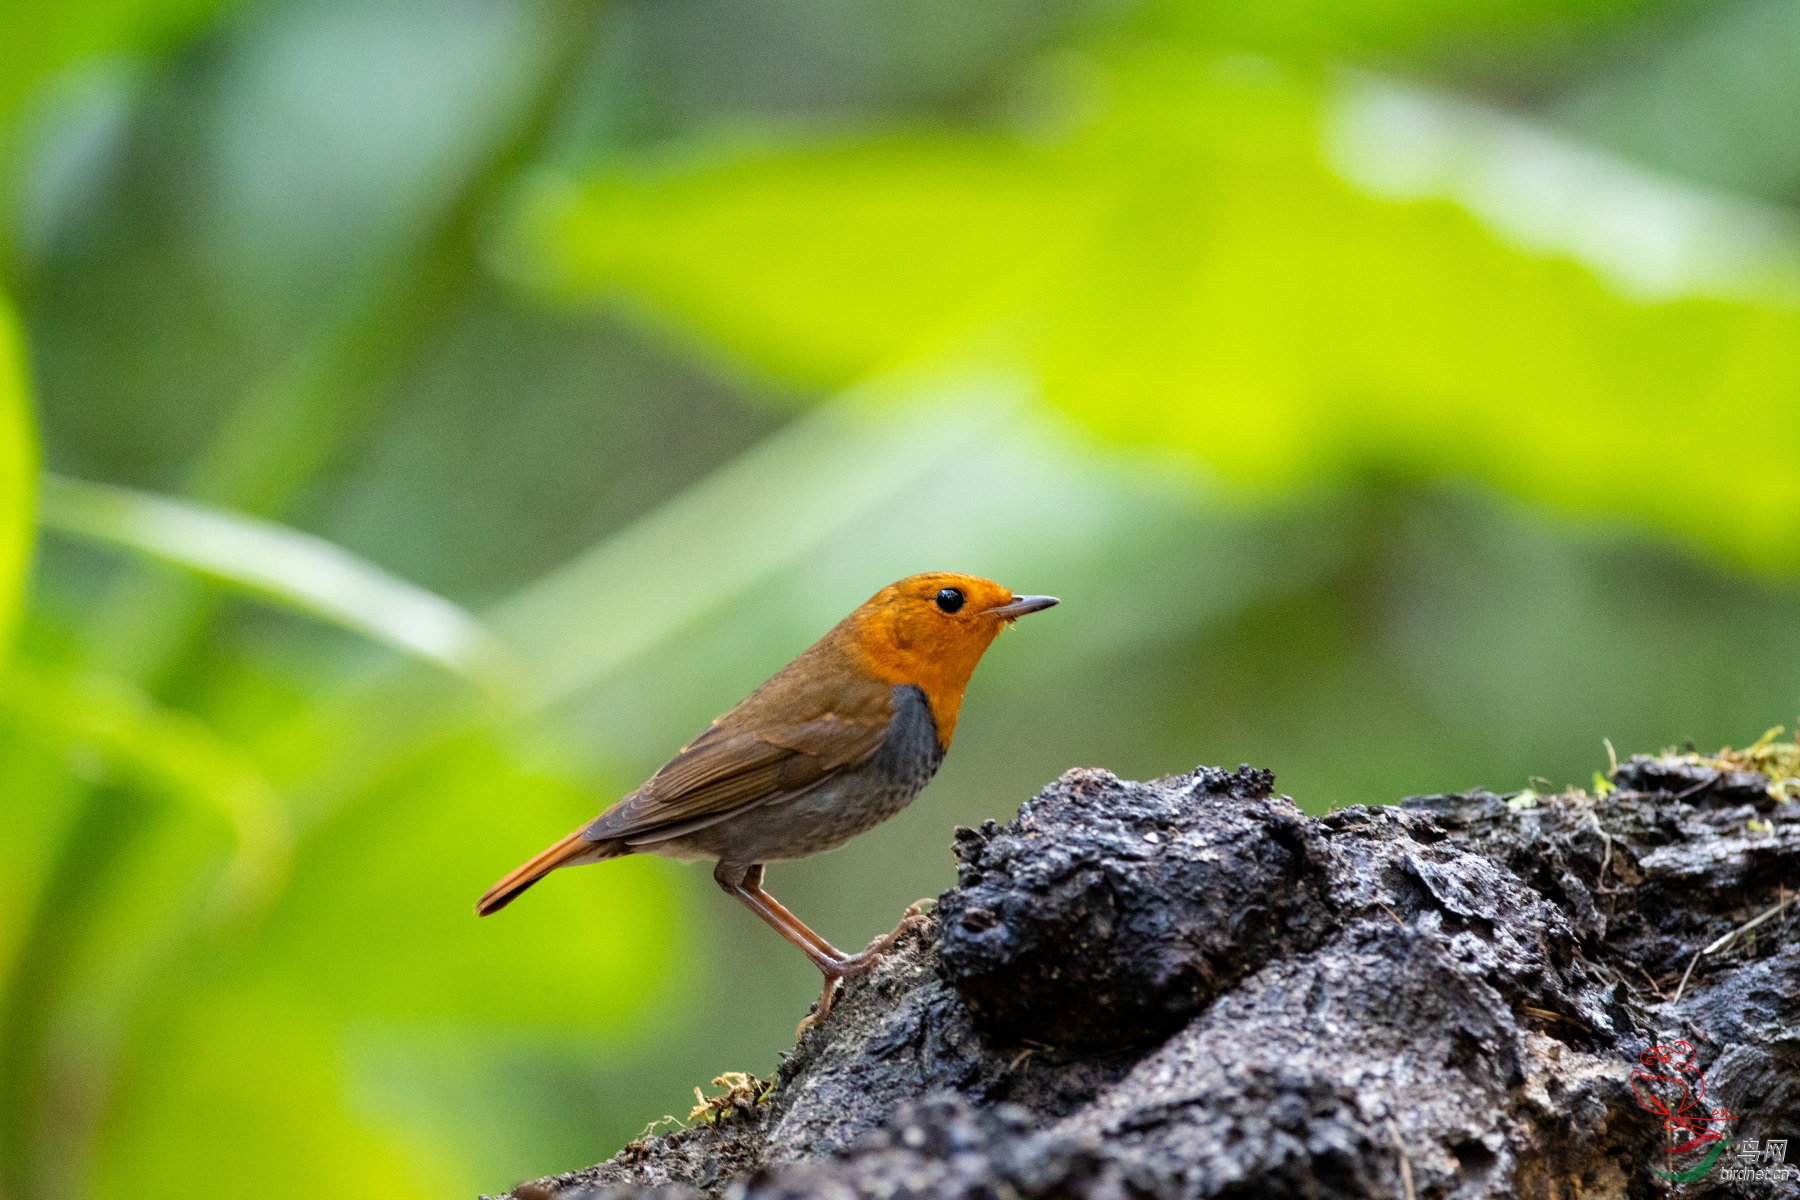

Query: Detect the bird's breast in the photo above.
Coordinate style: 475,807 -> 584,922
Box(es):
863,683 -> 946,792
762,684 -> 944,850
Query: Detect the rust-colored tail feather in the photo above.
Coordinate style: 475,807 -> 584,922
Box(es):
475,827 -> 618,915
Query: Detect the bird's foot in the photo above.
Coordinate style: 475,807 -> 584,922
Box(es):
899,896 -> 937,922
854,897 -> 935,962
795,901 -> 937,1037
796,982 -> 839,1039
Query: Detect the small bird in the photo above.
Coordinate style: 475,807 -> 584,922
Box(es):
477,572 -> 1057,1022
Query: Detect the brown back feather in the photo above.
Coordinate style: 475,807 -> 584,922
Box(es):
581,646 -> 896,845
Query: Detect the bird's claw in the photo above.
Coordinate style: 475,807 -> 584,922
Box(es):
796,975 -> 841,1038
847,900 -> 936,970
795,903 -> 938,1038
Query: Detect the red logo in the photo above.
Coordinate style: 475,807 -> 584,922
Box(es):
1630,1042 -> 1738,1158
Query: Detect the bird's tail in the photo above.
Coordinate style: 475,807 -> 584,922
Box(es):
475,826 -> 623,915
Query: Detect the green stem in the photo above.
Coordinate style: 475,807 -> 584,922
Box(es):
0,786 -> 135,1199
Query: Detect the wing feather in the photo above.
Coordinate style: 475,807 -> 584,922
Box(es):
581,694 -> 893,844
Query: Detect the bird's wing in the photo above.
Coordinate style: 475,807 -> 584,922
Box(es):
581,702 -> 893,845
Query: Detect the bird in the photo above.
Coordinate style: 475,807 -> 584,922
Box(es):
476,572 -> 1058,1024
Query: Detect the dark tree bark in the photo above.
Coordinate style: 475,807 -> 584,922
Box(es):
499,746 -> 1800,1200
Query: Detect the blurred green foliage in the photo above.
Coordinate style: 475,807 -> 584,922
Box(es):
0,0 -> 234,153
0,299 -> 31,654
522,51 -> 1800,568
1,0 -> 1798,1198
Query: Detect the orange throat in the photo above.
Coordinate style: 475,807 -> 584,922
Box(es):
845,614 -> 1004,747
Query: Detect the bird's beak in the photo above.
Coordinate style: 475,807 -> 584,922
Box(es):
986,594 -> 1059,619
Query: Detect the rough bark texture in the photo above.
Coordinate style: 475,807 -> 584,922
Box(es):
498,750 -> 1800,1200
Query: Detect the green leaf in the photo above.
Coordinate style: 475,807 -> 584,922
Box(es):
514,51 -> 1800,571
0,0 -> 234,136
0,299 -> 32,659
38,474 -> 523,698
514,139 -> 1068,389
0,661 -> 290,920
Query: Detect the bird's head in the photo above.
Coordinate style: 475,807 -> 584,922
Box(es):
843,573 -> 1058,739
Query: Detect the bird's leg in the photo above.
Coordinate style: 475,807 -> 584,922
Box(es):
714,863 -> 850,1028
804,900 -> 934,1026
715,862 -> 846,967
713,863 -> 932,1031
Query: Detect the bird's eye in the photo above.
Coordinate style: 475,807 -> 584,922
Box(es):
935,587 -> 965,614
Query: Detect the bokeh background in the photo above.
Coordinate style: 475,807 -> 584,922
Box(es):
3,0 -> 1800,1195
